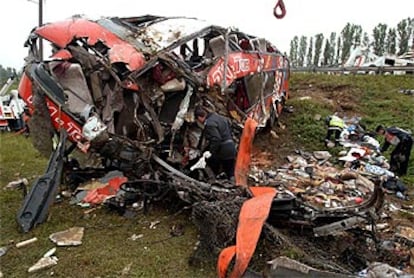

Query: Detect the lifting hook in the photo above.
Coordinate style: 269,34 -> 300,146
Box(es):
273,0 -> 286,19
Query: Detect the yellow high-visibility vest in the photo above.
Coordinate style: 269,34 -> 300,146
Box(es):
329,116 -> 345,128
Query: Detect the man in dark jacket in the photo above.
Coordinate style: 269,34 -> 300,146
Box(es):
376,125 -> 413,176
195,106 -> 237,179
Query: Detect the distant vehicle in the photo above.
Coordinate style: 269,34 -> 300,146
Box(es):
344,46 -> 414,75
0,76 -> 26,131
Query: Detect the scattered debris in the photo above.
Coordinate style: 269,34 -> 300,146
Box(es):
396,226 -> 414,245
149,221 -> 161,229
121,262 -> 133,276
170,224 -> 185,237
28,247 -> 58,273
313,216 -> 366,237
83,207 -> 98,215
270,130 -> 279,139
128,234 -> 144,241
4,178 -> 28,190
17,130 -> 67,233
313,114 -> 322,121
15,237 -> 38,248
399,89 -> 414,96
82,176 -> 127,205
49,227 -> 84,246
266,256 -> 351,277
0,246 -> 8,257
358,262 -> 413,278
28,256 -> 58,273
43,247 -> 57,258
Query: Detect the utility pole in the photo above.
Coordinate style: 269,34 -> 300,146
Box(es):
38,0 -> 43,60
28,0 -> 44,60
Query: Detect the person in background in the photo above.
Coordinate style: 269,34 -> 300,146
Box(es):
194,106 -> 237,179
376,125 -> 413,176
325,115 -> 345,147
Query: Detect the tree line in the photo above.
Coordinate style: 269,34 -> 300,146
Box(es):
288,17 -> 413,67
0,65 -> 17,85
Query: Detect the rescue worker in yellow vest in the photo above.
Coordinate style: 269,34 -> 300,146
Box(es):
325,115 -> 345,147
376,125 -> 413,176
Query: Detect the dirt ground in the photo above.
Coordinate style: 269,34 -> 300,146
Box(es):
252,83 -> 362,165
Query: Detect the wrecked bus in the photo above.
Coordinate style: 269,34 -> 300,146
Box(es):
17,15 -> 290,227
19,15 -> 290,147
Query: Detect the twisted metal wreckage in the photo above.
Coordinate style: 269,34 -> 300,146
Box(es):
16,14 -> 385,277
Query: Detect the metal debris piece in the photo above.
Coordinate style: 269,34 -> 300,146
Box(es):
121,262 -> 133,276
170,224 -> 185,237
270,130 -> 279,139
364,223 -> 389,231
149,221 -> 160,229
49,227 -> 84,246
28,256 -> 58,273
359,262 -> 411,278
313,216 -> 366,237
399,89 -> 414,96
313,151 -> 332,160
43,247 -> 57,258
77,180 -> 107,191
266,256 -> 352,277
313,114 -> 322,121
17,130 -> 67,233
70,191 -> 88,205
5,178 -> 28,190
128,234 -> 144,241
15,237 -> 38,248
0,246 -> 8,257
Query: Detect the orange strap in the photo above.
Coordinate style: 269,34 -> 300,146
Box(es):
217,246 -> 237,278
217,187 -> 276,278
218,117 -> 277,278
234,118 -> 258,186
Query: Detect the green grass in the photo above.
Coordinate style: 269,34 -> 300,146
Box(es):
1,73 -> 413,277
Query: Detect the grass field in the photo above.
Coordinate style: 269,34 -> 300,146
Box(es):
1,73 -> 413,277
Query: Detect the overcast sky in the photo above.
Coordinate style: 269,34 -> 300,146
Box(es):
0,0 -> 412,70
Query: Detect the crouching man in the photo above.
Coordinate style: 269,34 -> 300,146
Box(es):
194,106 -> 236,180
376,125 -> 413,176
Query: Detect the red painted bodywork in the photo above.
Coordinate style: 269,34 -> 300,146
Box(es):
51,49 -> 73,60
18,73 -> 83,142
43,98 -> 84,142
207,52 -> 288,123
18,73 -> 34,112
207,53 -> 286,87
35,18 -> 146,71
